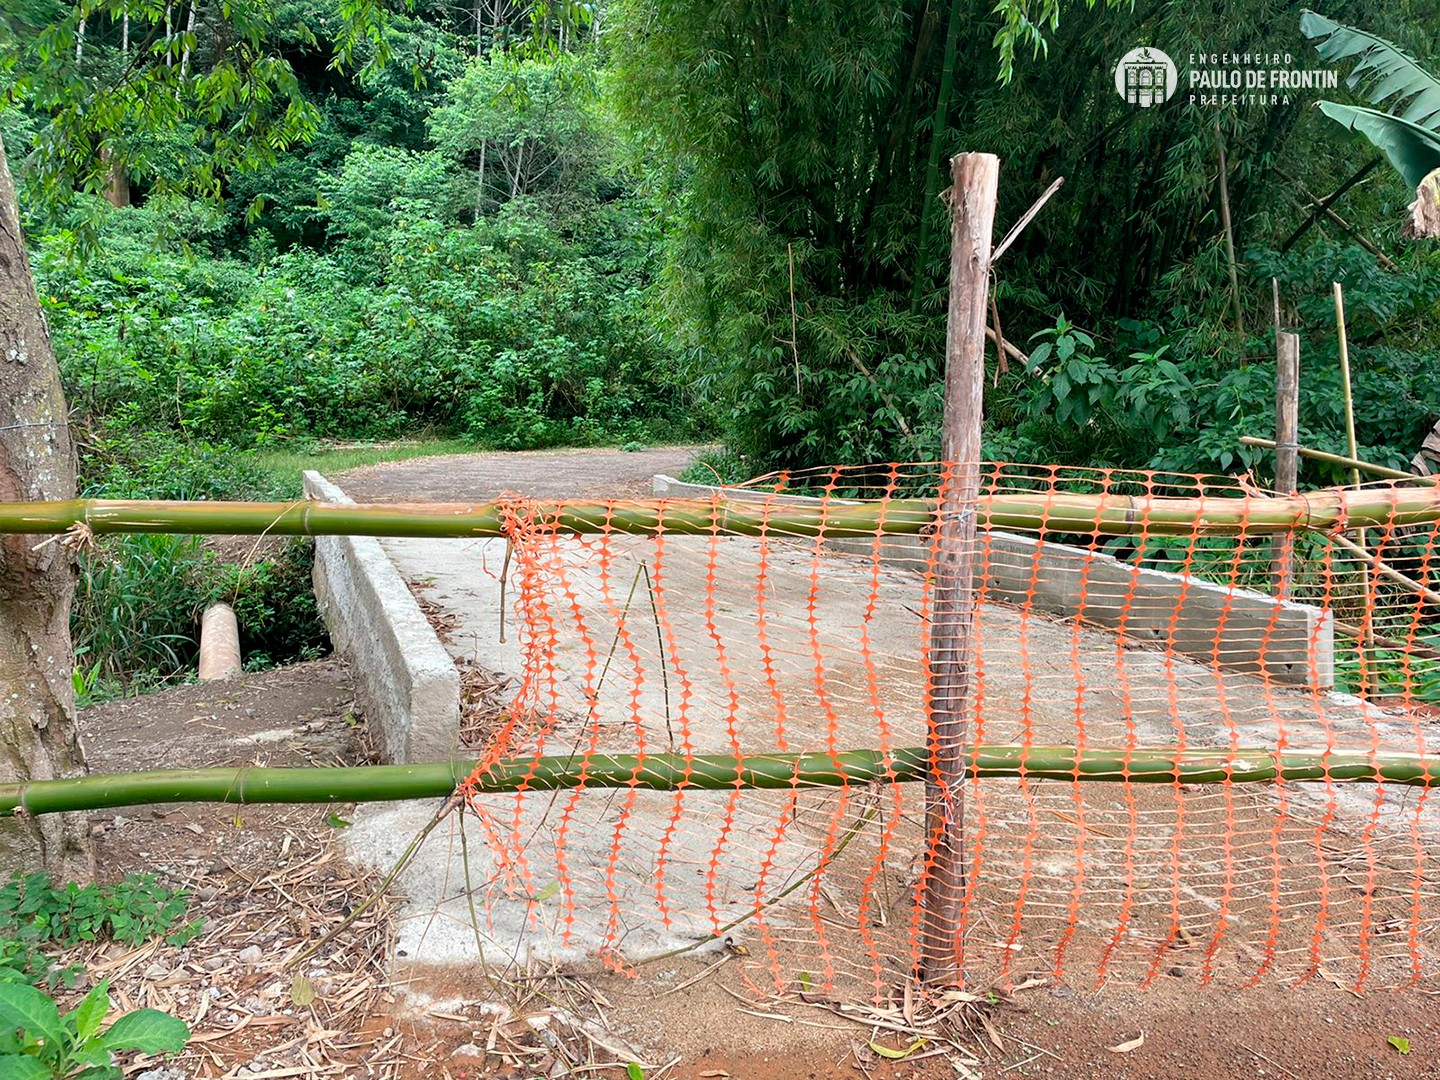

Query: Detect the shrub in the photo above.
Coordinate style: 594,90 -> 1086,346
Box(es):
71,433 -> 326,694
78,425 -> 290,501
0,979 -> 190,1079
0,872 -> 201,990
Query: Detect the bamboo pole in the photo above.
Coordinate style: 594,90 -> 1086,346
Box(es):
1332,618 -> 1440,661
1277,168 -> 1398,271
1328,531 -> 1440,608
1215,123 -> 1245,337
1271,331 -> 1300,596
3,746 -> 1438,817
1280,158 -> 1381,253
909,0 -> 966,314
1334,284 -> 1362,490
1334,281 -> 1375,693
922,151 -> 998,987
1239,437 -> 1439,488
9,486 -> 1440,541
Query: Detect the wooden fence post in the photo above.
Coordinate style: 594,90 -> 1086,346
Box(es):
920,151 -> 998,987
1271,331 -> 1300,596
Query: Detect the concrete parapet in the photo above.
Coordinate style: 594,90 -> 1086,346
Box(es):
303,470 -> 461,762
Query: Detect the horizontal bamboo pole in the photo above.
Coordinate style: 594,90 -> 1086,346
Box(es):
1332,618 -> 1440,661
6,485 -> 1440,540
2,746 -> 1437,816
1240,436 -> 1439,488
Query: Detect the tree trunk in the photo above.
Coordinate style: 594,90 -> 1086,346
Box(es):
0,133 -> 91,880
111,12 -> 132,208
181,2 -> 196,77
474,140 -> 488,219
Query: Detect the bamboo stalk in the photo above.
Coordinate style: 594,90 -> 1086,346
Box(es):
1328,531 -> 1440,608
9,486 -> 1440,541
2,746 -> 1437,817
1334,284 -> 1362,490
1240,437 -> 1439,487
1334,280 -> 1375,695
1332,618 -> 1440,661
1215,124 -> 1246,337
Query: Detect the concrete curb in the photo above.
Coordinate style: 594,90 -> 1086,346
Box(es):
303,471 -> 460,763
653,474 -> 1334,689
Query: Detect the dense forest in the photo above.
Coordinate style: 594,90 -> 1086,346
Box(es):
3,0 -> 1438,690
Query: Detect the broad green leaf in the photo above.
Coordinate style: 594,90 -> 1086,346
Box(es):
70,981 -> 110,1043
0,1054 -> 52,1080
626,1064 -> 645,1080
1389,1035 -> 1411,1055
1301,12 -> 1440,129
1317,102 -> 1440,190
0,983 -> 65,1052
94,1008 -> 189,1055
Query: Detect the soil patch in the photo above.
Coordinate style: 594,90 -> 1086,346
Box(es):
336,445 -> 708,503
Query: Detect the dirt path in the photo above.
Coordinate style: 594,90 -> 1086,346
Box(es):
337,445 -> 708,503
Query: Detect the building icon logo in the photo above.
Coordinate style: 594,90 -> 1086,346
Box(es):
1114,46 -> 1177,107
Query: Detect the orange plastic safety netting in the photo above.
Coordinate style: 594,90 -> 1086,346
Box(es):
447,462 -> 1440,995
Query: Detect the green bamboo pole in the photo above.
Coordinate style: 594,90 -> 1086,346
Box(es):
6,486 -> 1440,541
2,747 -> 1437,816
1240,436 -> 1439,487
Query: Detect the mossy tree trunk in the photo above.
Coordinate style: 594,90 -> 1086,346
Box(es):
0,132 -> 91,879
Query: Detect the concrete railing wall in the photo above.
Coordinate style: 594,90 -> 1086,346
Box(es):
303,471 -> 460,763
653,474 -> 1334,689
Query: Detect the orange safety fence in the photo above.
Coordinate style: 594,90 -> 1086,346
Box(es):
448,461 -> 1440,995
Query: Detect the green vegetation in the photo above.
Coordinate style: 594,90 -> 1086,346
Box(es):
1302,11 -> 1440,192
69,427 -> 328,699
0,872 -> 201,990
252,439 -> 475,489
0,978 -> 190,1079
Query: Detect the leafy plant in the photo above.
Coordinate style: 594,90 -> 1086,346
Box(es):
1024,317 -> 1116,429
210,540 -> 331,670
0,979 -> 188,1080
0,873 -> 201,990
1302,11 -> 1440,189
72,534 -> 212,690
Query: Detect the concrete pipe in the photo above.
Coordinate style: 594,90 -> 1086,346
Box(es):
199,603 -> 242,681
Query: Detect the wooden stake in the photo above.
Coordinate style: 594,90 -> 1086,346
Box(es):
921,151 -> 998,988
1215,124 -> 1245,337
1271,330 -> 1300,596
